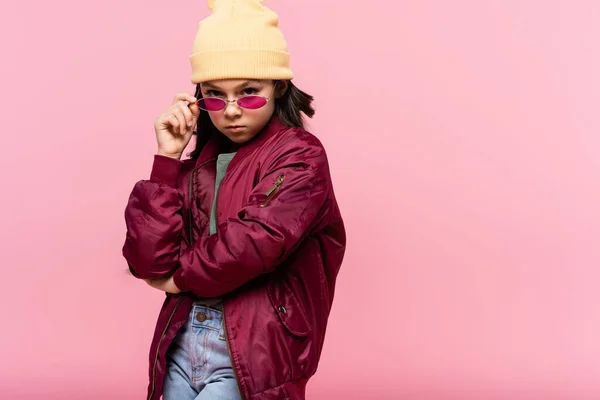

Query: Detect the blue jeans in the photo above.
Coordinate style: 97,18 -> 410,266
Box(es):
163,303 -> 241,400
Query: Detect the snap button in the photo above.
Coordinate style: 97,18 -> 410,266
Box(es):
196,312 -> 211,322
278,306 -> 287,314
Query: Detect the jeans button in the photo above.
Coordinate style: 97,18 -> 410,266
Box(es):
196,312 -> 211,322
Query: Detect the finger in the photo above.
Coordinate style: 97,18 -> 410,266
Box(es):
173,93 -> 197,106
189,100 -> 200,120
177,101 -> 194,129
171,109 -> 187,135
146,279 -> 164,290
157,112 -> 174,130
165,113 -> 180,134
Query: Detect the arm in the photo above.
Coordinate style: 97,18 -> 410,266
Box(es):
172,141 -> 331,298
122,155 -> 185,280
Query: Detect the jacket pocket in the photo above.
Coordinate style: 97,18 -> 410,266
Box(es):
267,280 -> 312,338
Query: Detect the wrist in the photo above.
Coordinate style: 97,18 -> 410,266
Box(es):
157,150 -> 182,160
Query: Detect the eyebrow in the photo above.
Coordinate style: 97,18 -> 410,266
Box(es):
202,80 -> 263,91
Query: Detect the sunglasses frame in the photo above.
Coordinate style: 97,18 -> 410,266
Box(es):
196,84 -> 278,112
197,95 -> 270,112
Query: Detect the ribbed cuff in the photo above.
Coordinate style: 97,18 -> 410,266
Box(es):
150,155 -> 182,186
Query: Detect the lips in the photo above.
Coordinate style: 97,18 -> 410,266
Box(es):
226,125 -> 245,133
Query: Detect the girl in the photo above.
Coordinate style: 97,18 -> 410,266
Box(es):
122,1 -> 346,399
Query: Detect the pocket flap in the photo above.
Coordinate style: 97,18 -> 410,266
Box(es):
267,282 -> 312,337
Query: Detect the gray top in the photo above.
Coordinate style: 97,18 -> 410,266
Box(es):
209,152 -> 236,235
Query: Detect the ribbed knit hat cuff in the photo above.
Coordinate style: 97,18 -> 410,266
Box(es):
190,49 -> 294,83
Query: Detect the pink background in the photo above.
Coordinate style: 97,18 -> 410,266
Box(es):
2,0 -> 600,398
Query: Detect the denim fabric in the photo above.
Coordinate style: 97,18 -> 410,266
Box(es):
163,303 -> 241,400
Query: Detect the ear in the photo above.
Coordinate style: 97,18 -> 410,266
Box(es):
275,80 -> 289,98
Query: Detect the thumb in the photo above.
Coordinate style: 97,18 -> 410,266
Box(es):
189,100 -> 200,119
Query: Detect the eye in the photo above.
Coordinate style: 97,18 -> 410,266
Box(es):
242,87 -> 259,95
205,90 -> 223,97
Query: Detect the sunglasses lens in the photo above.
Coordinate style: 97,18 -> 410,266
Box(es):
237,96 -> 267,109
198,98 -> 226,111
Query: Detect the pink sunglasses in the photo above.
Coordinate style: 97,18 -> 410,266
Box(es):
197,84 -> 277,112
197,95 -> 270,111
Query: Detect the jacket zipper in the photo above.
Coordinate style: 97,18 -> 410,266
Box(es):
222,305 -> 245,400
186,158 -> 244,398
187,159 -> 215,245
148,296 -> 185,400
213,167 -> 245,399
188,166 -> 198,244
260,175 -> 285,207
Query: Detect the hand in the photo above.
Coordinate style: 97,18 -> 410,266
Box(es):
144,275 -> 182,294
154,93 -> 200,160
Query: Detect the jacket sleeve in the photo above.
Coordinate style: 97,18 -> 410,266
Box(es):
172,140 -> 331,298
122,155 -> 185,280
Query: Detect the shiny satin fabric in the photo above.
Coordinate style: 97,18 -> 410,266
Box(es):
123,116 -> 346,400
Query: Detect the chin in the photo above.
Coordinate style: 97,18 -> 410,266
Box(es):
222,131 -> 258,145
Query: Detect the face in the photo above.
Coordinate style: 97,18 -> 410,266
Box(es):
199,79 -> 285,145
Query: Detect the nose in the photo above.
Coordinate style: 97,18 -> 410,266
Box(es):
223,99 -> 242,118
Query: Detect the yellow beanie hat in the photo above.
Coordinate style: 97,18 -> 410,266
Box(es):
190,0 -> 294,83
